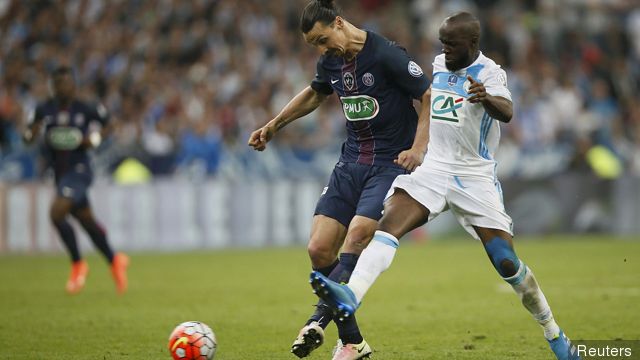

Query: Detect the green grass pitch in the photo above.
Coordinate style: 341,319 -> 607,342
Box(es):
1,235 -> 639,359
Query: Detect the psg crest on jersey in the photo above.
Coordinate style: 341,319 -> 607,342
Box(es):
343,72 -> 355,91
363,72 -> 375,87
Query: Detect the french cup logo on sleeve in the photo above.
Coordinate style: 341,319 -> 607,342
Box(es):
408,61 -> 423,77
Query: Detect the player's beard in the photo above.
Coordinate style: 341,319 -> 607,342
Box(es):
446,50 -> 478,71
445,56 -> 468,71
327,48 -> 341,57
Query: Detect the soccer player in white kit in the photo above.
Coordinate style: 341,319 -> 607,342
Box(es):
309,12 -> 581,360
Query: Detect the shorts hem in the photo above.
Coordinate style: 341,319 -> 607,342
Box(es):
313,211 -> 351,228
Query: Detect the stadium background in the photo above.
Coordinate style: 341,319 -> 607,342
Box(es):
1,0 -> 639,252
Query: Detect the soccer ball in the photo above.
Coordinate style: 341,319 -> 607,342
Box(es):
168,321 -> 217,360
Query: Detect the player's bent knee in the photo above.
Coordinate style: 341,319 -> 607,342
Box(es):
344,227 -> 375,254
484,237 -> 520,278
377,217 -> 399,238
499,259 -> 518,278
50,209 -> 67,224
307,241 -> 337,268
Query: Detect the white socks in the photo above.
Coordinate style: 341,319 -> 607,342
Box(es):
505,262 -> 561,340
346,232 -> 561,341
347,230 -> 399,303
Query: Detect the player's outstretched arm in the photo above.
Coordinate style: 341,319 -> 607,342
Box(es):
395,87 -> 431,172
248,86 -> 327,151
22,122 -> 42,144
466,75 -> 512,122
22,106 -> 45,145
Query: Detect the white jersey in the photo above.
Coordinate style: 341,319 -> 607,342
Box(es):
423,52 -> 511,180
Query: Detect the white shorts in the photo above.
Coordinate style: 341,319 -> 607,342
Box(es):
385,166 -> 513,240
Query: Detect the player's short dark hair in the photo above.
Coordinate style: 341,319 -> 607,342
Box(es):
300,0 -> 341,34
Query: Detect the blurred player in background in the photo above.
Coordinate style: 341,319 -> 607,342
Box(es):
310,12 -> 581,360
248,0 -> 430,358
23,66 -> 129,295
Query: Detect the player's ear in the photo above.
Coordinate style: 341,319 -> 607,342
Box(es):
333,16 -> 343,29
470,35 -> 479,49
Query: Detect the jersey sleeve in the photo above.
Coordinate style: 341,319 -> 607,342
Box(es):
310,58 -> 333,96
481,67 -> 512,101
380,43 -> 430,99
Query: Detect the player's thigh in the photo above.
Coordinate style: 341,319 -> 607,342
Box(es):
71,204 -> 97,225
378,189 -> 430,239
355,165 -> 407,222
56,172 -> 92,206
342,215 -> 378,254
314,162 -> 359,229
49,196 -> 75,222
449,177 -> 513,241
308,214 -> 348,265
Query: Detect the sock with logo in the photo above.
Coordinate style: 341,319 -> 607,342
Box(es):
504,261 -> 561,340
347,231 -> 399,303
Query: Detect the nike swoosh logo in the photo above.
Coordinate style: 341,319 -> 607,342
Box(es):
171,337 -> 189,352
331,79 -> 339,84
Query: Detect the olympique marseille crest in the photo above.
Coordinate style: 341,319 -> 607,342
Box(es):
343,72 -> 355,91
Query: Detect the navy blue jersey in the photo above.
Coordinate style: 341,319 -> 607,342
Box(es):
311,31 -> 430,167
30,99 -> 108,180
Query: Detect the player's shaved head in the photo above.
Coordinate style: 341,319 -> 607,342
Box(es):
438,12 -> 481,71
442,12 -> 480,42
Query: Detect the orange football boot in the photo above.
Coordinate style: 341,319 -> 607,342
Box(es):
66,260 -> 89,294
111,253 -> 129,294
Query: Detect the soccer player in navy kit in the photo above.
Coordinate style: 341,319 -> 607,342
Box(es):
248,1 -> 430,358
23,66 -> 129,295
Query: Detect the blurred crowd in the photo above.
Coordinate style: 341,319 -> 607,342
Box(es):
1,0 -> 639,183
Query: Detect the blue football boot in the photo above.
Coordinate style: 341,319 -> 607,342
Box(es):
309,271 -> 359,321
548,330 -> 581,360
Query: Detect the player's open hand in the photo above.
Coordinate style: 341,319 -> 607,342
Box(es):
248,124 -> 276,151
466,76 -> 487,104
394,147 -> 425,172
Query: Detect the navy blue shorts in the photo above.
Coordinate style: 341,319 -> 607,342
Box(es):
55,171 -> 93,208
314,161 -> 408,227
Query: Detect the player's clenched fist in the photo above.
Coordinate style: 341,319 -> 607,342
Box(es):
248,124 -> 276,151
394,147 -> 425,172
